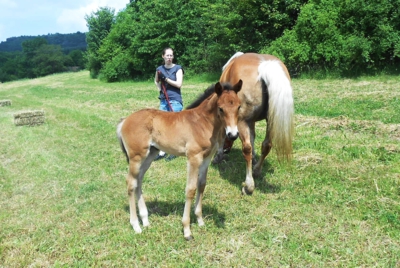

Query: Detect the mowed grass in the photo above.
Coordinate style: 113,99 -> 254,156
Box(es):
0,71 -> 399,267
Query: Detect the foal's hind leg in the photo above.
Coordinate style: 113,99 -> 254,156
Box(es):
126,159 -> 143,233
253,123 -> 272,178
136,147 -> 159,227
127,148 -> 158,233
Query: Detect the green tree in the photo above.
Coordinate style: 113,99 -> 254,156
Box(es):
262,0 -> 400,76
95,0 -> 306,81
68,50 -> 86,69
31,45 -> 67,77
85,7 -> 116,78
21,37 -> 48,77
0,51 -> 24,82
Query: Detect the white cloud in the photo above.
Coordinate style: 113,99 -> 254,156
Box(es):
0,1 -> 129,42
56,0 -> 128,33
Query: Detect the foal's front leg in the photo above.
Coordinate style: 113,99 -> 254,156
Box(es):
182,157 -> 201,240
194,158 -> 211,227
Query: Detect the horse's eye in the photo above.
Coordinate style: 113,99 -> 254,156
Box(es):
219,107 -> 223,113
238,106 -> 241,110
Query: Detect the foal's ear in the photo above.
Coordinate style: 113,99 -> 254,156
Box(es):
233,79 -> 243,93
215,82 -> 223,96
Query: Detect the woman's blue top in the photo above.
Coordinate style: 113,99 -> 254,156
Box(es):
156,64 -> 183,104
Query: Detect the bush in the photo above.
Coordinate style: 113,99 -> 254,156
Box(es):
262,0 -> 400,77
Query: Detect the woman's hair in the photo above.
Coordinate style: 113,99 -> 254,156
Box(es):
162,47 -> 174,55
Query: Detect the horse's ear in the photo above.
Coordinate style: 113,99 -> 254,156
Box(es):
233,79 -> 243,93
215,82 -> 223,96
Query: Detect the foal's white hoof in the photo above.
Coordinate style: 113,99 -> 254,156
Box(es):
131,222 -> 142,233
197,218 -> 205,227
142,219 -> 150,227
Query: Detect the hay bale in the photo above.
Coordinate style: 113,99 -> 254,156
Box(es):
14,110 -> 45,126
0,99 -> 11,106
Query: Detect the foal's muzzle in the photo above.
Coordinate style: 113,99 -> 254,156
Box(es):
226,131 -> 239,141
226,126 -> 239,141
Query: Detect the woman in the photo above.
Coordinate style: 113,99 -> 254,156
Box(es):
154,47 -> 184,161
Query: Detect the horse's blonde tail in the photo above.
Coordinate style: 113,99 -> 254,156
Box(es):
117,118 -> 129,163
258,60 -> 294,162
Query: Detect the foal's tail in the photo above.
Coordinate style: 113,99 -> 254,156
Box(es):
258,60 -> 294,162
116,118 -> 129,163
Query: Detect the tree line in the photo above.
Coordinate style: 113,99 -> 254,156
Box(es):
0,32 -> 86,83
88,0 -> 400,81
0,32 -> 87,53
87,0 -> 399,82
2,0 -> 399,83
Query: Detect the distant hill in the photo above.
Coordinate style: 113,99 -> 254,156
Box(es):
0,32 -> 87,53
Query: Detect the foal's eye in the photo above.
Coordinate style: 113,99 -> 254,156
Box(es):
238,105 -> 241,110
219,107 -> 223,113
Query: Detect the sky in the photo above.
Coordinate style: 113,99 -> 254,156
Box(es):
0,0 -> 129,42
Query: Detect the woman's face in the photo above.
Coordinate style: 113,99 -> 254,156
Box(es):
163,49 -> 174,65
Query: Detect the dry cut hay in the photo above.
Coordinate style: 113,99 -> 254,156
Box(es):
0,99 -> 12,106
14,110 -> 45,126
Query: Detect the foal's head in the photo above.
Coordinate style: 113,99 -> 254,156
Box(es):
215,80 -> 242,141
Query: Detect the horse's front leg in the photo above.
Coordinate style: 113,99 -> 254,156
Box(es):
212,143 -> 225,164
238,121 -> 255,195
182,157 -> 201,240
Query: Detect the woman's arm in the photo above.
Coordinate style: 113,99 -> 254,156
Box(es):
154,71 -> 162,92
165,69 -> 183,89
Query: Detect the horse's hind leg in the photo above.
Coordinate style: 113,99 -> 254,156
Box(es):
212,144 -> 225,164
253,123 -> 272,178
249,121 -> 257,166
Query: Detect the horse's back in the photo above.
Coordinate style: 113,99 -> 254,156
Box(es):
221,53 -> 289,83
220,53 -> 272,120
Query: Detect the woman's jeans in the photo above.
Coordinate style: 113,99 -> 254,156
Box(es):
159,99 -> 183,112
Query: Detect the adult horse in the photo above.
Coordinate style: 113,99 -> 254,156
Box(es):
117,80 -> 242,240
215,52 -> 294,195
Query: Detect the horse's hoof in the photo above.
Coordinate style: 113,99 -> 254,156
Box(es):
253,169 -> 262,178
212,155 -> 224,164
185,235 -> 194,241
241,185 -> 254,195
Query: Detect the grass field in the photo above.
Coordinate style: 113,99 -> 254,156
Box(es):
0,71 -> 399,267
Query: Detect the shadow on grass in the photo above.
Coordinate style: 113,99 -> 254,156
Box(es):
212,147 -> 281,194
124,201 -> 226,228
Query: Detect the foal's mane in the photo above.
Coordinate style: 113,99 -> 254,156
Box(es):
186,82 -> 233,110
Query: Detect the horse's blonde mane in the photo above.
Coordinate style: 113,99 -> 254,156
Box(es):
222,52 -> 244,71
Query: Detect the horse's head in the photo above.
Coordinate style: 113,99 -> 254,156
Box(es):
215,80 -> 242,141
